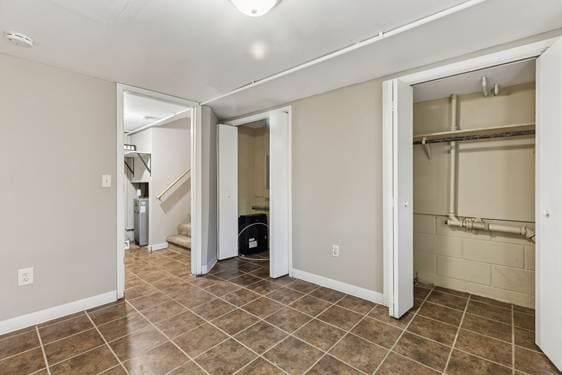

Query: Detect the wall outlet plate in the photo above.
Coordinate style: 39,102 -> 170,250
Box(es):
18,267 -> 34,286
332,244 -> 340,257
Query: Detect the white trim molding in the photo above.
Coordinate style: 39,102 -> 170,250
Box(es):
191,105 -> 204,276
0,291 -> 116,335
149,242 -> 169,252
292,269 -> 385,305
202,258 -> 217,274
399,38 -> 556,86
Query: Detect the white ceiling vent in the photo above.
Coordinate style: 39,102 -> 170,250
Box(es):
4,31 -> 33,48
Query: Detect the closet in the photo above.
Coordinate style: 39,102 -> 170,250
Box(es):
412,60 -> 536,308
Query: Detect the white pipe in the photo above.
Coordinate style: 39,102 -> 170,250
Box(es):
481,76 -> 489,97
448,94 -> 458,220
447,217 -> 535,241
201,0 -> 488,105
445,95 -> 535,241
126,109 -> 191,136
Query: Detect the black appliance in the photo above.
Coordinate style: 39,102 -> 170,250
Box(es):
238,214 -> 268,255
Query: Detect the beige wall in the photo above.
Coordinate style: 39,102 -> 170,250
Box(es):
0,54 -> 116,320
292,79 -> 384,293
413,84 -> 536,307
238,124 -> 269,216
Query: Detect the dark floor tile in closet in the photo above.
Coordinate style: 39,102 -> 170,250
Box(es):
407,315 -> 458,345
514,346 -> 561,375
417,301 -> 463,326
455,329 -> 512,367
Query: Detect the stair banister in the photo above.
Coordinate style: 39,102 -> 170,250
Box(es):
157,169 -> 191,201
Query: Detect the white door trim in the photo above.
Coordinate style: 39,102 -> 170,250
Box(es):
382,38 -> 557,313
224,106 -> 293,278
116,84 -> 198,297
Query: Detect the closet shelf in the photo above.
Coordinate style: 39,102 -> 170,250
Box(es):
124,151 -> 152,175
413,123 -> 535,145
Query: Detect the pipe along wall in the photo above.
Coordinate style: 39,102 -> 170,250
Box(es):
445,94 -> 535,242
413,84 -> 536,307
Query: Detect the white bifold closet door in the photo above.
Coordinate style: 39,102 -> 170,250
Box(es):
384,79 -> 414,318
217,124 -> 239,260
269,111 -> 290,278
536,37 -> 562,371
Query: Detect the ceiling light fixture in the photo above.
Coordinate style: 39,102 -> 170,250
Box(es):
3,31 -> 33,48
230,0 -> 280,17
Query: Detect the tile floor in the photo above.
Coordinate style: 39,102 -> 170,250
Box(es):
0,246 -> 559,374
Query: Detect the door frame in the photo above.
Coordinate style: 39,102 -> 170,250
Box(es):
382,38 -> 557,316
116,84 -> 199,298
222,106 -> 294,278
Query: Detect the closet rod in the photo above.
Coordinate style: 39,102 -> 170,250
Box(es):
413,123 -> 535,145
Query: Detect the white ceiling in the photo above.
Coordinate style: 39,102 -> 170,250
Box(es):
124,93 -> 189,132
413,59 -> 536,103
1,0 -> 561,119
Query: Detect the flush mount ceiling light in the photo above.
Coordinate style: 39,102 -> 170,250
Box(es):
230,0 -> 280,17
3,31 -> 33,48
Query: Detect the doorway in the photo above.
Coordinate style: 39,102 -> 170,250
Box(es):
383,38 -> 562,370
217,107 -> 292,279
116,84 -> 198,298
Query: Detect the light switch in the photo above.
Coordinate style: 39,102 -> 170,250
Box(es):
102,174 -> 112,188
18,267 -> 34,286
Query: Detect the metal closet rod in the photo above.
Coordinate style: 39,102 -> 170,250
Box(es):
413,123 -> 535,145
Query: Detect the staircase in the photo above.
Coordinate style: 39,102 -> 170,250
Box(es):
167,223 -> 191,249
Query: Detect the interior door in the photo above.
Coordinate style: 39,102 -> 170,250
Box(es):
269,111 -> 290,278
388,79 -> 414,318
217,124 -> 238,260
536,37 -> 562,370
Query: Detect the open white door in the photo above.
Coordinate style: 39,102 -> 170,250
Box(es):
217,124 -> 238,260
269,111 -> 290,278
384,79 -> 414,318
536,38 -> 562,371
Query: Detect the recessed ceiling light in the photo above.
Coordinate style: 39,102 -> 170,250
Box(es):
230,0 -> 280,17
3,31 -> 33,48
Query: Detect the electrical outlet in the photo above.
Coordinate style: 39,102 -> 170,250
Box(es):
331,244 -> 340,257
18,267 -> 34,286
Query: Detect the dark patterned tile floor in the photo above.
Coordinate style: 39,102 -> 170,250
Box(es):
0,246 -> 559,374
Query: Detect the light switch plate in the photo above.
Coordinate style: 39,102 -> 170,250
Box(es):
332,245 -> 340,257
18,267 -> 34,286
101,174 -> 112,188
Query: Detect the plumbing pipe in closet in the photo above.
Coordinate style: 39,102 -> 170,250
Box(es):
444,94 -> 535,242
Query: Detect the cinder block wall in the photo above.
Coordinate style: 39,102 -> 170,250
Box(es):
414,214 -> 535,307
413,83 -> 535,307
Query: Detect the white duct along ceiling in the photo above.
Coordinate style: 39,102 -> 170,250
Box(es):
1,0 -> 562,119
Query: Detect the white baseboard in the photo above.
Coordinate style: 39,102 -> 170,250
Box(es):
292,268 -> 385,305
150,242 -> 169,252
202,258 -> 217,274
0,291 -> 117,335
